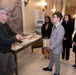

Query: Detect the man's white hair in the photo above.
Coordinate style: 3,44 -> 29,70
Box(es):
0,7 -> 6,14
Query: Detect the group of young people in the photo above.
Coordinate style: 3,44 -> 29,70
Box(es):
41,12 -> 76,75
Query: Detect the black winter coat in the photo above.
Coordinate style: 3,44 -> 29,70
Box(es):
62,21 -> 74,48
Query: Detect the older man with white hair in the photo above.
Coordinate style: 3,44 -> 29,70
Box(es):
0,7 -> 23,75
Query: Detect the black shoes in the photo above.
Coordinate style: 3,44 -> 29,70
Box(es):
72,64 -> 76,69
43,67 -> 60,75
54,74 -> 60,75
73,64 -> 76,67
43,67 -> 52,71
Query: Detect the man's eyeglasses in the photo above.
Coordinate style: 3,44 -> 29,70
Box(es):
52,16 -> 58,18
1,12 -> 9,16
5,13 -> 9,16
4,13 -> 9,16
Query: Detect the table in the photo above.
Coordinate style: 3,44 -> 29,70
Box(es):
11,35 -> 43,75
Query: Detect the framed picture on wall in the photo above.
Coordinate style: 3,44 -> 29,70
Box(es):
0,0 -> 23,33
37,21 -> 44,29
35,9 -> 44,33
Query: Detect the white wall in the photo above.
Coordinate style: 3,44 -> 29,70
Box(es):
24,0 -> 41,33
22,0 -> 62,33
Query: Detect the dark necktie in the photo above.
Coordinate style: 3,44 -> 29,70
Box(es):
53,26 -> 56,31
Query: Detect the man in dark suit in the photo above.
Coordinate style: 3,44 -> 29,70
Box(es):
43,12 -> 65,75
0,7 -> 23,75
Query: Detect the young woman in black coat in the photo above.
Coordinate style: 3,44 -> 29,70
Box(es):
61,14 -> 74,64
41,16 -> 53,48
72,33 -> 76,69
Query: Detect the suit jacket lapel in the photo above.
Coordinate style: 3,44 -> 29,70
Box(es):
51,24 -> 61,36
51,26 -> 56,35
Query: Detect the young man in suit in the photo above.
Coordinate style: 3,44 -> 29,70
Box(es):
0,7 -> 23,75
43,12 -> 65,75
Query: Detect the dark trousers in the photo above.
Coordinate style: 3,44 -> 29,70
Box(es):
0,52 -> 16,75
62,46 -> 70,60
